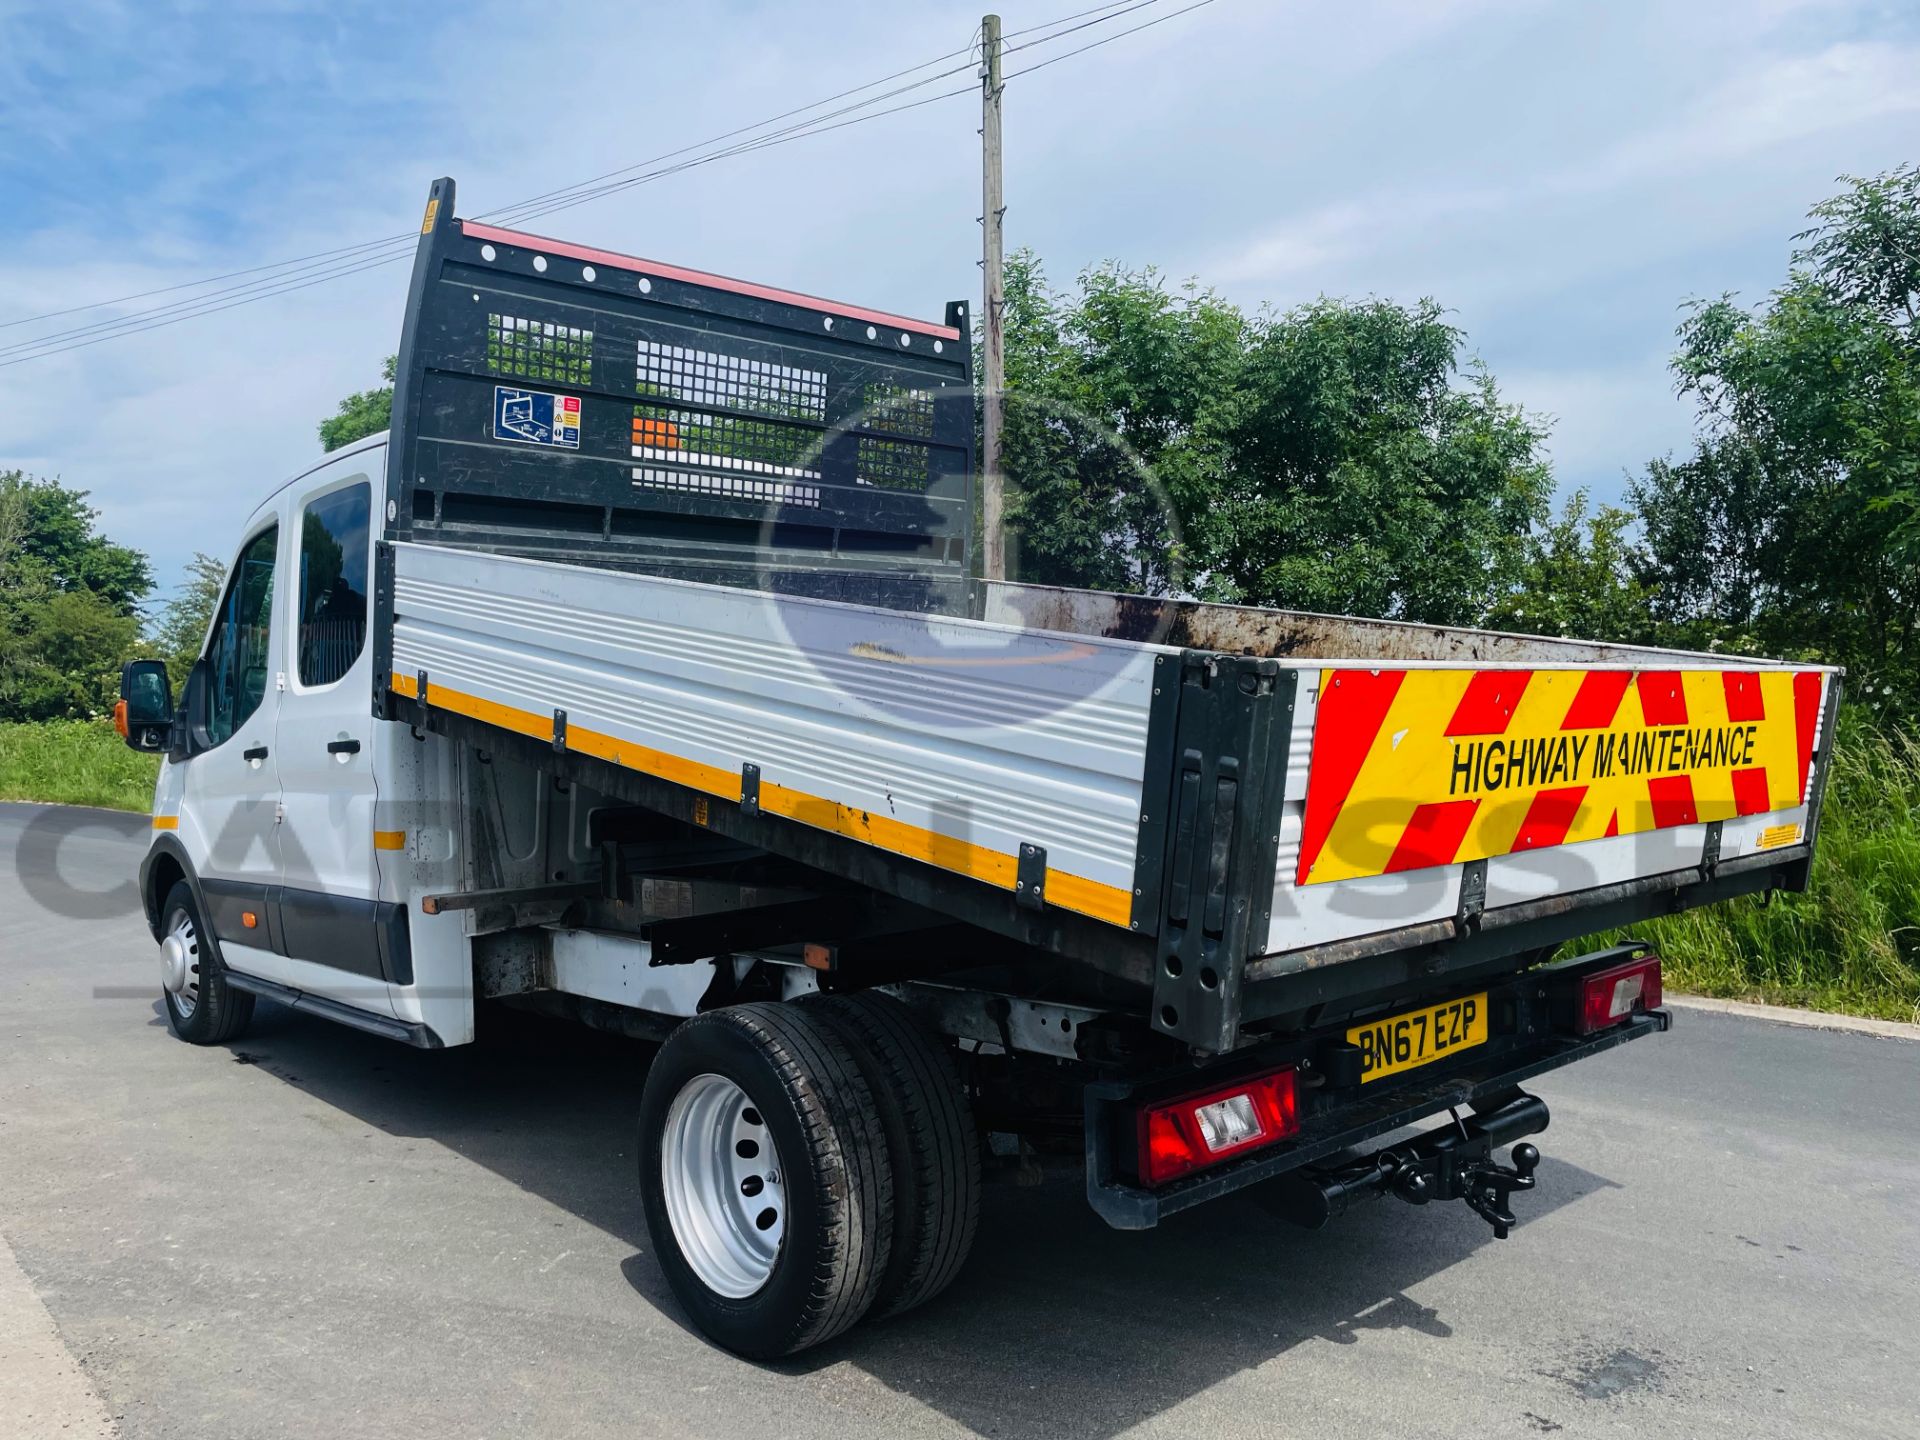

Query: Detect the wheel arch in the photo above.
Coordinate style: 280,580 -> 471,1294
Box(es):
139,836 -> 199,942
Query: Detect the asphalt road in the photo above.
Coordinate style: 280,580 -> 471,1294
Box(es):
2,801 -> 1916,1440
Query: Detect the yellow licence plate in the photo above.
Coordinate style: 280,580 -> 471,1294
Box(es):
1347,992 -> 1489,1083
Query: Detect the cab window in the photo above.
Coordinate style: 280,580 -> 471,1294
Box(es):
205,525 -> 278,747
296,482 -> 371,687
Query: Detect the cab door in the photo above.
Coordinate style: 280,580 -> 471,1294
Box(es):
178,518 -> 285,977
271,459 -> 394,1014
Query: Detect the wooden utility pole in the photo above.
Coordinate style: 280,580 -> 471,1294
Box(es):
980,13 -> 1007,581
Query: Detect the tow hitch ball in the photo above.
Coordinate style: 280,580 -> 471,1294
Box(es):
1387,1139 -> 1540,1239
1266,1091 -> 1550,1239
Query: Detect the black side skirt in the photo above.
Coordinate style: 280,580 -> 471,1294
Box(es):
224,971 -> 443,1049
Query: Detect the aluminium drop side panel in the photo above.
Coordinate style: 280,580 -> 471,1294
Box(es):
387,541 -> 1172,933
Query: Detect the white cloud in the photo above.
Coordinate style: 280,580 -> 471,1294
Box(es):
1577,39 -> 1920,192
1212,34 -> 1920,295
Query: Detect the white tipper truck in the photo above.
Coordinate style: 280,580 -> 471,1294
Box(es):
116,178 -> 1841,1358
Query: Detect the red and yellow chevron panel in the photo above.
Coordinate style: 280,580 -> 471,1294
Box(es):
1296,667 -> 1826,886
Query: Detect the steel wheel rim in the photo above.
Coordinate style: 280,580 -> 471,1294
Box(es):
660,1072 -> 785,1298
165,910 -> 201,1019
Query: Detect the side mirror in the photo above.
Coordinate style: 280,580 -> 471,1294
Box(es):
117,659 -> 173,752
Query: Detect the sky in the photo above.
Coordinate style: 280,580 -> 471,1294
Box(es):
3,0 -> 1918,606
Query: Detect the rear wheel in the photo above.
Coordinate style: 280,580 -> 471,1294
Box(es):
638,1002 -> 893,1358
158,881 -> 254,1045
808,990 -> 980,1318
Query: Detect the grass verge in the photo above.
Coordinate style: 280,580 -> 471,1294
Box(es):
1597,713 -> 1920,1024
0,720 -> 158,812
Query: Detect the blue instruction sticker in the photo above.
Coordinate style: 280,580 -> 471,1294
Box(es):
493,386 -> 581,449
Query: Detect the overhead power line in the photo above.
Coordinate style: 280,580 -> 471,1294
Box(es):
1006,0 -> 1219,77
0,38 -> 989,341
0,229 -> 418,334
0,0 -> 1219,369
0,66 -> 981,366
0,82 -> 981,370
1004,0 -> 1169,52
1003,0 -> 1147,40
470,50 -> 981,230
490,61 -> 978,231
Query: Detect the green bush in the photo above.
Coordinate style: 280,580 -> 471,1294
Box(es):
1599,711 -> 1920,1023
0,720 -> 159,812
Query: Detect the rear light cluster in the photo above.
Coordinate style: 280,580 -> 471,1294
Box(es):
1576,955 -> 1663,1034
1137,1067 -> 1300,1186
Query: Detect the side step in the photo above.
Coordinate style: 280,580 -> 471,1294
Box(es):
224,972 -> 443,1049
1264,1090 -> 1549,1239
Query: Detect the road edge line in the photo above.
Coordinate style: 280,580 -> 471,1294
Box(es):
1665,994 -> 1920,1041
0,1230 -> 119,1438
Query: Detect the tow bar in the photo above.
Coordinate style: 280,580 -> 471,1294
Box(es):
1265,1091 -> 1549,1239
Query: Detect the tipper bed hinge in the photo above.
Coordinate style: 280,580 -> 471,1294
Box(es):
1700,820 -> 1723,880
1015,843 -> 1047,911
1456,859 -> 1488,934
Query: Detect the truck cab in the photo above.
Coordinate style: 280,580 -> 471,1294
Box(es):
132,434 -> 468,1045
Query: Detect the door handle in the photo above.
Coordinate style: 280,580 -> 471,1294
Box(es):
243,744 -> 269,762
327,739 -> 362,756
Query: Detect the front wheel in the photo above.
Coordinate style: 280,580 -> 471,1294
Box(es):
158,881 -> 254,1045
638,1003 -> 894,1359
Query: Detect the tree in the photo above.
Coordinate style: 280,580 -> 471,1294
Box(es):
150,552 -> 227,681
992,257 -> 1553,621
997,253 -> 1240,593
7,589 -> 141,721
0,469 -> 151,613
0,471 -> 153,720
1634,167 -> 1920,703
319,355 -> 397,452
0,480 -> 34,705
1484,489 -> 1654,644
1210,299 -> 1551,623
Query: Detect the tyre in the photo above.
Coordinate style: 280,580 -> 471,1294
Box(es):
807,990 -> 980,1318
638,1002 -> 894,1358
157,880 -> 255,1045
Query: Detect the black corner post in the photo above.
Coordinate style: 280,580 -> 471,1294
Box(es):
1146,654 -> 1296,1055
383,175 -> 457,552
372,177 -> 457,723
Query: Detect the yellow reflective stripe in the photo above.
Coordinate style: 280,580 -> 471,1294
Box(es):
373,830 -> 407,851
759,778 -> 1018,886
1044,869 -> 1134,928
394,671 -> 1134,928
390,672 -> 738,798
152,815 -> 178,831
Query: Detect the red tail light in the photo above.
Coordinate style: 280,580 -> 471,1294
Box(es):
1577,955 -> 1663,1034
1137,1067 -> 1300,1186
